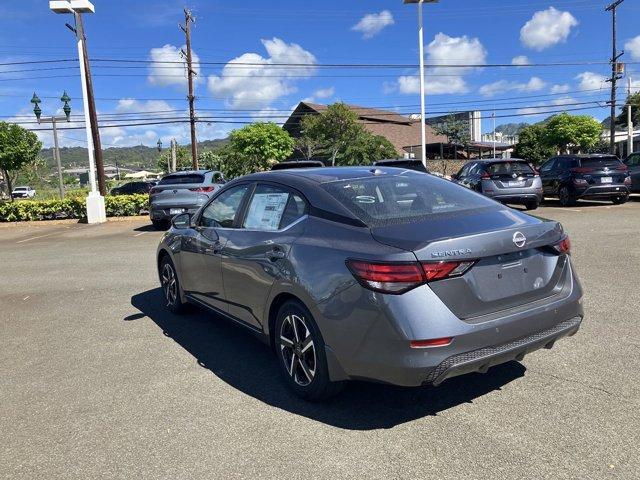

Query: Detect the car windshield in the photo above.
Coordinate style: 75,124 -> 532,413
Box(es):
485,162 -> 534,175
159,174 -> 204,185
322,173 -> 498,227
580,157 -> 621,168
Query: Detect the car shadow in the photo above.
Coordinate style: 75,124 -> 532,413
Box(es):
133,224 -> 160,232
130,288 -> 526,431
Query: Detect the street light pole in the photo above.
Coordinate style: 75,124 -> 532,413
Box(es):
628,76 -> 634,154
404,1 -> 438,169
50,0 -> 105,223
31,92 -> 71,200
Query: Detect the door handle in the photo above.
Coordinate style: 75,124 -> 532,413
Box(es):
203,241 -> 222,255
266,248 -> 286,261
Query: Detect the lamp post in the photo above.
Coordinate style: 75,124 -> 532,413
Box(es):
404,0 -> 438,169
31,91 -> 72,199
50,0 -> 106,223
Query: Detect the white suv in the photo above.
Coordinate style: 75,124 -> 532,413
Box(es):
11,186 -> 36,199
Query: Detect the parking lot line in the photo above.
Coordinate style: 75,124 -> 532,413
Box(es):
15,232 -> 61,244
133,232 -> 147,237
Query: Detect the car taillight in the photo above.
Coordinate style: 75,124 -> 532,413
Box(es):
617,164 -> 628,172
410,337 -> 453,348
481,172 -> 490,179
346,260 -> 475,294
149,187 -> 159,195
189,186 -> 216,193
553,236 -> 571,255
573,178 -> 588,186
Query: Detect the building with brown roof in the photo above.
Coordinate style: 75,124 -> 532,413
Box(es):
283,102 -> 448,157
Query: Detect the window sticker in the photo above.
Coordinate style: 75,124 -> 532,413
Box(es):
244,193 -> 290,231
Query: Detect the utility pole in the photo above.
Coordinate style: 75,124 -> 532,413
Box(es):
628,76 -> 634,155
171,139 -> 178,172
606,0 -> 625,155
180,9 -> 198,170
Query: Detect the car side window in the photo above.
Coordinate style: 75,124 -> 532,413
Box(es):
540,159 -> 556,173
199,184 -> 250,228
242,184 -> 307,231
627,154 -> 640,166
457,164 -> 471,178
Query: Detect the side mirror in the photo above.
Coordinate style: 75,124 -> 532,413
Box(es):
450,174 -> 458,181
172,213 -> 191,229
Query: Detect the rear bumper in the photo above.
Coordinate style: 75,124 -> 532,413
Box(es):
150,205 -> 201,221
423,316 -> 581,385
575,185 -> 629,198
487,192 -> 543,203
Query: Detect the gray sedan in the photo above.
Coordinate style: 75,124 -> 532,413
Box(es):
156,167 -> 583,400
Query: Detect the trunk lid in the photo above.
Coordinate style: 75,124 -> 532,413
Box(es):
371,208 -> 568,319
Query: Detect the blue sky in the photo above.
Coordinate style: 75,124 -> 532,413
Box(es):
1,0 -> 639,148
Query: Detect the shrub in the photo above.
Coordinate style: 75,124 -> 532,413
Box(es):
0,194 -> 149,222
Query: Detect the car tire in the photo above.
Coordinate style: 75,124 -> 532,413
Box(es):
274,300 -> 345,401
159,256 -> 187,314
525,200 -> 539,211
152,219 -> 169,230
612,195 -> 628,205
558,186 -> 577,207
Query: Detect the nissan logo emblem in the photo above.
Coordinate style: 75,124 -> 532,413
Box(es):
513,231 -> 526,248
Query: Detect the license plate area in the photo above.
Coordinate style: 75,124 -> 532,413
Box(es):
601,177 -> 613,184
170,208 -> 185,215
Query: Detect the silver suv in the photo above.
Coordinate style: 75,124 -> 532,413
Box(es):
149,170 -> 225,229
453,159 -> 543,210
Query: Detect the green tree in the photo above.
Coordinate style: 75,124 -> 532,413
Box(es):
297,102 -> 398,165
513,124 -> 556,165
433,114 -> 471,152
156,146 -> 192,171
227,122 -> 294,173
0,122 -> 42,199
543,113 -> 603,153
339,134 -> 397,166
615,92 -> 640,128
299,103 -> 364,165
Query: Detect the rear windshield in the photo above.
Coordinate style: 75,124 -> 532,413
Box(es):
579,157 -> 621,168
159,174 -> 204,185
485,162 -> 534,175
322,173 -> 498,227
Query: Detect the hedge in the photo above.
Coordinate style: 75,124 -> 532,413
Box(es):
0,194 -> 149,222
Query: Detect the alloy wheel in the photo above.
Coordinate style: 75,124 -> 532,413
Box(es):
161,262 -> 178,307
279,314 -> 316,386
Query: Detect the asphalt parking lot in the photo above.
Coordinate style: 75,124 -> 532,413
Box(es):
2,199 -> 639,480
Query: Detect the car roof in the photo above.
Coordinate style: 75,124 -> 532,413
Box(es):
239,166 -> 418,184
476,158 -> 527,164
562,154 -> 619,158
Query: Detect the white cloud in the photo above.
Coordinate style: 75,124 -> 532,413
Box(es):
351,10 -> 394,39
147,44 -> 202,88
394,33 -> 487,96
520,7 -> 578,51
314,87 -> 335,99
551,84 -> 571,94
576,71 -> 607,91
511,55 -> 530,66
208,38 -> 317,109
479,77 -> 547,97
516,96 -> 577,117
625,36 -> 640,61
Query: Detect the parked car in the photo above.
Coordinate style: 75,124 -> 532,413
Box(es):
111,181 -> 156,196
149,170 -> 225,230
539,154 -> 631,206
452,159 -> 542,210
271,160 -> 324,171
11,186 -> 36,199
373,159 -> 429,173
623,152 -> 640,193
156,167 -> 583,400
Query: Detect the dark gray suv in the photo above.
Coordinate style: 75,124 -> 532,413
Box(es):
156,167 -> 583,400
149,170 -> 225,229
